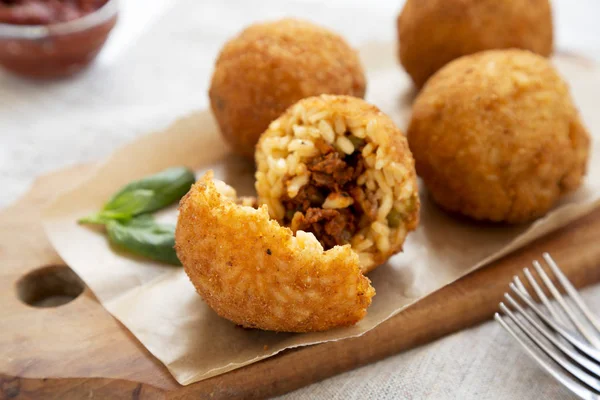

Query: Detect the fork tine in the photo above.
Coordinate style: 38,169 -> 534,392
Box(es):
510,283 -> 600,362
504,294 -> 600,378
500,302 -> 600,391
514,275 -> 529,296
533,260 -> 600,349
523,267 -> 567,325
543,253 -> 600,334
495,313 -> 599,400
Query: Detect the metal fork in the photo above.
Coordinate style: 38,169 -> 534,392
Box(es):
495,252 -> 600,399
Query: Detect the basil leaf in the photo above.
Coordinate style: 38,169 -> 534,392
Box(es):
77,167 -> 193,264
105,167 -> 195,216
79,189 -> 156,224
106,216 -> 181,266
103,188 -> 154,216
78,213 -> 114,225
119,214 -> 155,227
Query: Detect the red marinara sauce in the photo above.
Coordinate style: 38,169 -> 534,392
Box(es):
0,0 -> 117,78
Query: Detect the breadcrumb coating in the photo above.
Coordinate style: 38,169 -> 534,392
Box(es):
209,18 -> 366,158
175,172 -> 375,332
397,0 -> 553,88
407,49 -> 590,223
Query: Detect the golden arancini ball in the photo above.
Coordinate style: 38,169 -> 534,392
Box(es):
175,172 -> 375,332
209,19 -> 366,159
256,95 -> 419,273
407,50 -> 590,223
397,0 -> 553,88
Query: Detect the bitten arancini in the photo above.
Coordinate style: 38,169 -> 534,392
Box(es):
407,50 -> 590,223
175,172 -> 375,333
209,19 -> 366,159
256,95 -> 420,273
397,0 -> 553,88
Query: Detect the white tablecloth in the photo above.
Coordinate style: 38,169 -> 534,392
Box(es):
2,1 -> 599,398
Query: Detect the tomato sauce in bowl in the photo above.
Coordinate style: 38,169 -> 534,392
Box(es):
0,0 -> 118,78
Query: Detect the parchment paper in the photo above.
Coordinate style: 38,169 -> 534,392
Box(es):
43,46 -> 600,385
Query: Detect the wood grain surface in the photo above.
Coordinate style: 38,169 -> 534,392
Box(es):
1,165 -> 600,400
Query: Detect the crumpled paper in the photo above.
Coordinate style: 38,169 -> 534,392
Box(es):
43,46 -> 600,385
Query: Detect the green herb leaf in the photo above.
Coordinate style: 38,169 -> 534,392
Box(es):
78,213 -> 114,225
106,216 -> 181,266
77,166 -> 193,264
103,188 -> 155,216
78,189 -> 155,224
78,167 -> 195,225
105,167 -> 195,216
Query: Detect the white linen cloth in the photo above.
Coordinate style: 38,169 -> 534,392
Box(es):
1,0 -> 599,398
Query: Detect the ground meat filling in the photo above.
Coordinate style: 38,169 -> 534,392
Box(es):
282,139 -> 376,250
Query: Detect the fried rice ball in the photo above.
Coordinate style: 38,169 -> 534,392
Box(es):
256,95 -> 420,273
397,0 -> 553,88
175,172 -> 375,332
209,19 -> 366,159
407,49 -> 590,223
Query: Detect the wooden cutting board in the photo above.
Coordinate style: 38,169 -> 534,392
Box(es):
2,164 -> 600,400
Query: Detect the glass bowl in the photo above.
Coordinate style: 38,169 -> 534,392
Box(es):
0,0 -> 118,78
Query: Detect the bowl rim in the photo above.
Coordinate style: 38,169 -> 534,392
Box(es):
0,0 -> 118,39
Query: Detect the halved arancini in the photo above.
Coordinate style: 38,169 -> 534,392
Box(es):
255,95 -> 419,273
175,171 -> 375,332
